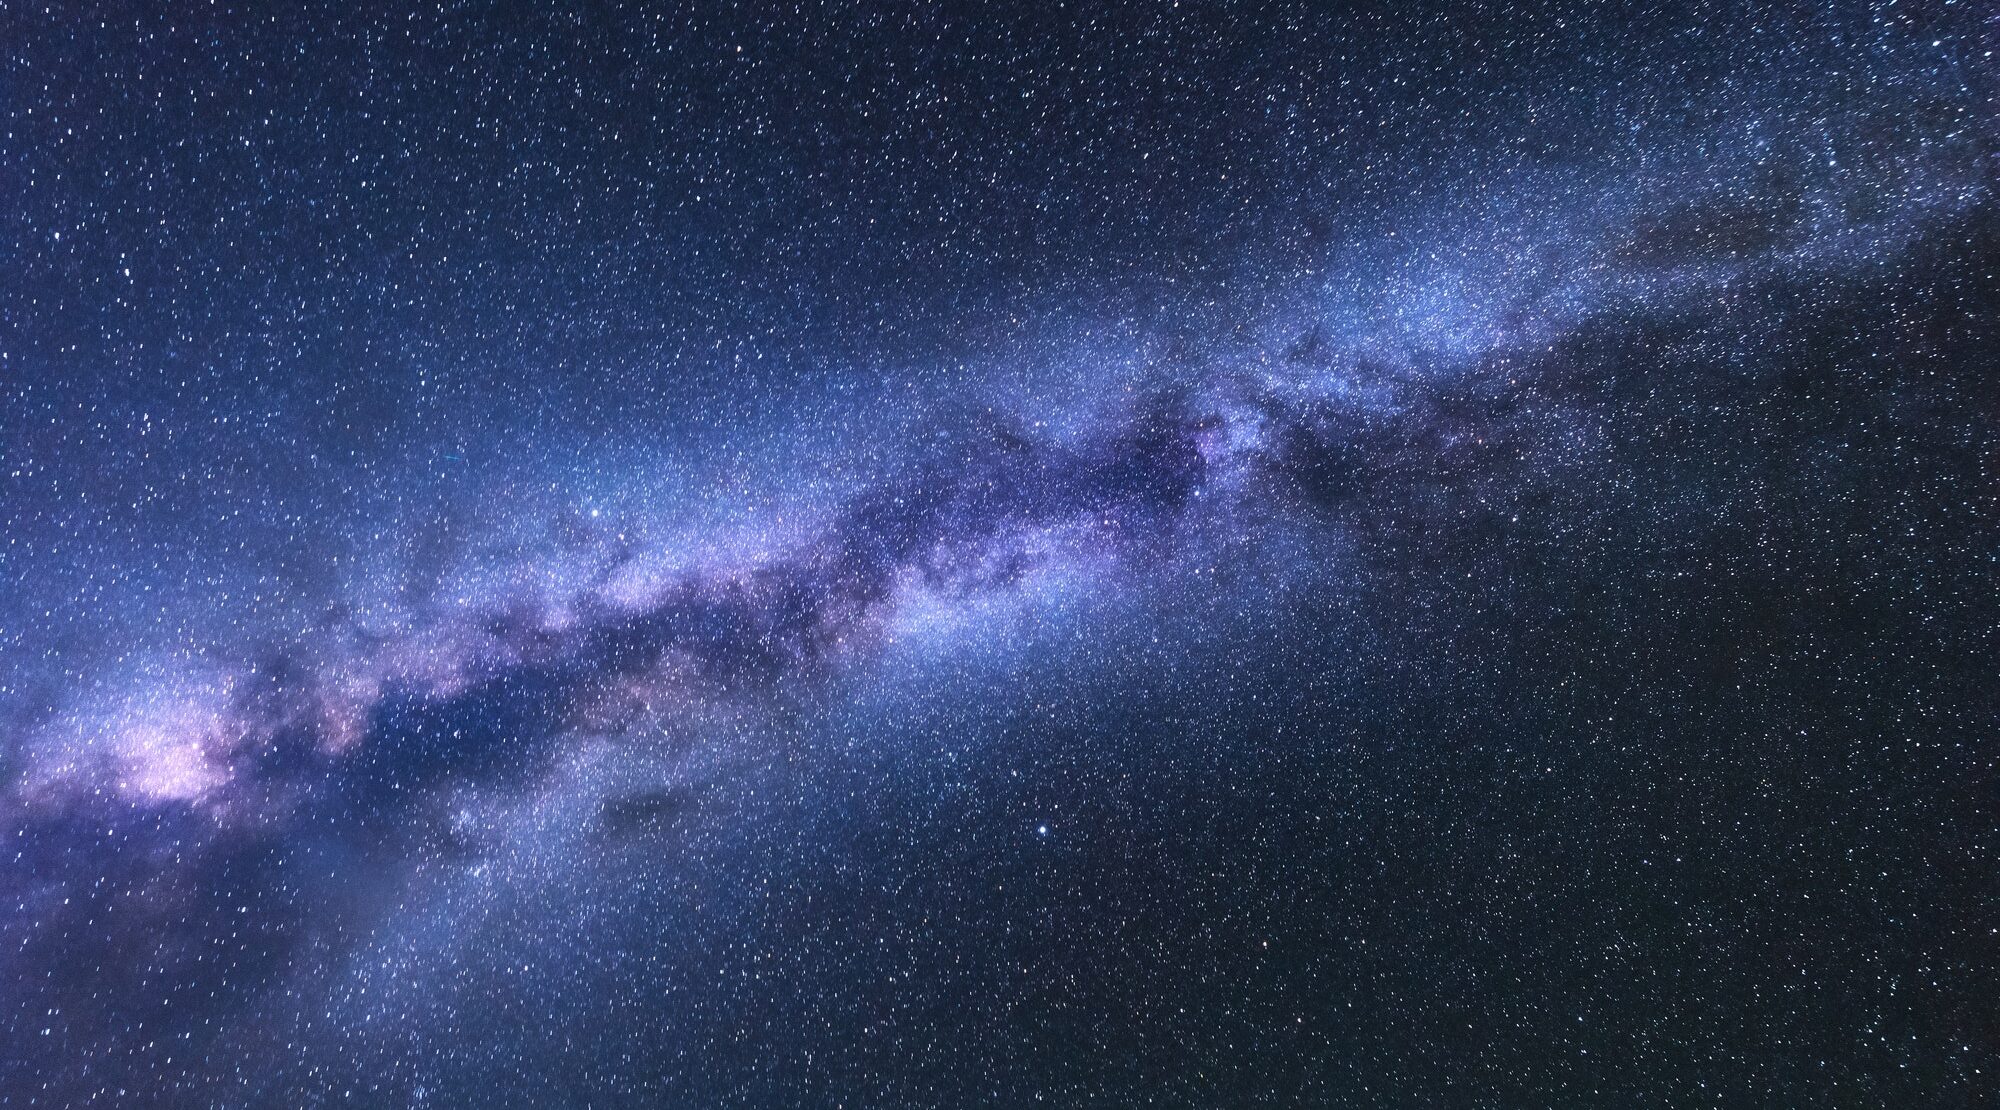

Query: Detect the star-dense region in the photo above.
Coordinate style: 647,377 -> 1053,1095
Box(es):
1,1 -> 1996,1106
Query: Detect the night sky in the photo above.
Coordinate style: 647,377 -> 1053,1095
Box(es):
3,2 -> 1997,1106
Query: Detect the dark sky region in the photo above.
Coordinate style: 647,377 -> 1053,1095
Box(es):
1,1 -> 1996,1106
